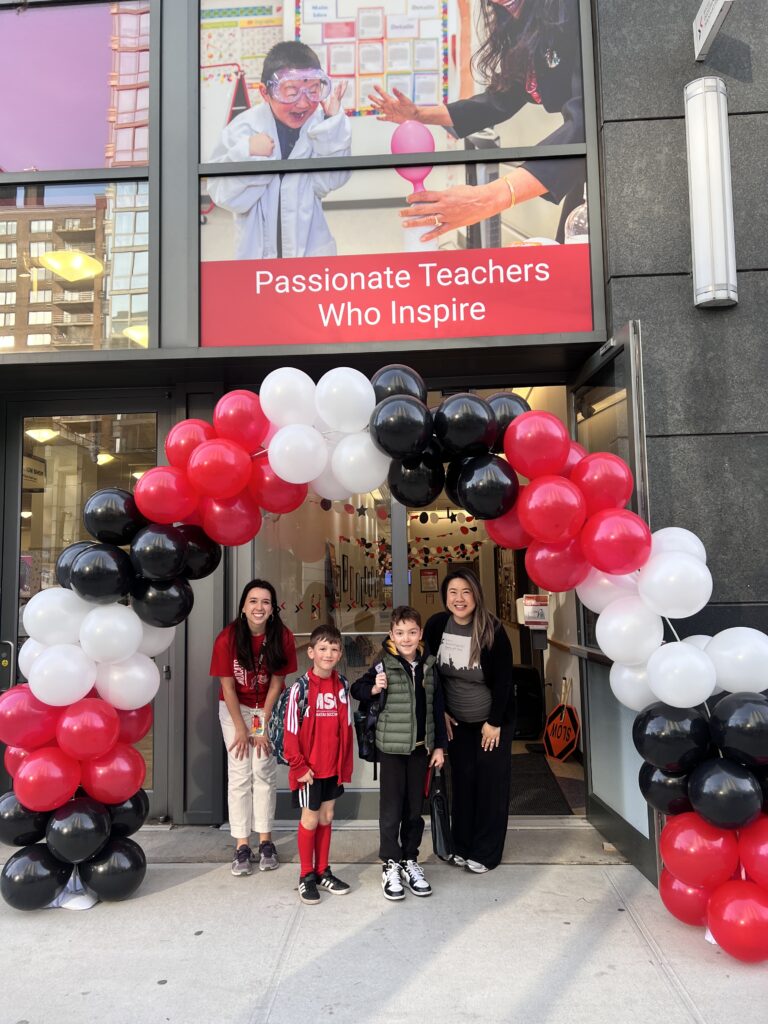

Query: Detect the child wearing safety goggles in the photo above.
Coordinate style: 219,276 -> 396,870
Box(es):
208,41 -> 351,260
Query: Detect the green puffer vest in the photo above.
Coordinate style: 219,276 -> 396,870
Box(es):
375,649 -> 436,755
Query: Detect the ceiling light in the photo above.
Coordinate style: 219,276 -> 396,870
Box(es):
20,511 -> 32,520
123,324 -> 149,347
96,453 -> 114,466
25,428 -> 60,443
38,250 -> 103,283
132,470 -> 146,480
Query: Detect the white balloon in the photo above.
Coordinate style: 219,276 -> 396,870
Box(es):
595,596 -> 664,665
259,368 -> 316,427
95,653 -> 161,710
268,424 -> 328,484
576,568 -> 638,614
683,635 -> 712,650
80,604 -> 143,664
18,638 -> 45,679
646,642 -> 717,708
651,527 -> 707,563
139,622 -> 177,658
331,432 -> 391,493
315,367 -> 376,434
705,627 -> 768,693
28,644 -> 97,706
637,551 -> 713,619
312,413 -> 345,447
609,663 -> 656,712
310,462 -> 350,500
22,587 -> 95,646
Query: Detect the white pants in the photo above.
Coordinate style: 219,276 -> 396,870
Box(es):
219,701 -> 277,840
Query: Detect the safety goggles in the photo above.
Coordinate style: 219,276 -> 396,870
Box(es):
266,70 -> 332,104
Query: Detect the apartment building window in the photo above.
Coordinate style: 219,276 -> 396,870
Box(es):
28,311 -> 53,325
0,313 -> 16,327
27,334 -> 52,346
29,241 -> 54,258
0,222 -> 17,236
0,269 -> 17,284
30,220 -> 53,233
29,290 -> 53,304
0,335 -> 14,348
0,292 -> 16,305
0,244 -> 17,259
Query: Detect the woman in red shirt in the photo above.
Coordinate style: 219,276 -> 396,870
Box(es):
210,578 -> 297,877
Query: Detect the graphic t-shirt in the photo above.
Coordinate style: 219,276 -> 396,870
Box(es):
437,618 -> 491,723
210,624 -> 297,708
308,669 -> 343,779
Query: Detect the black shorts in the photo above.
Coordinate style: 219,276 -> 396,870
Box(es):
291,775 -> 344,811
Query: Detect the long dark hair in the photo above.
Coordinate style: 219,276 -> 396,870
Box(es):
232,579 -> 288,674
441,569 -> 499,668
473,0 -> 568,92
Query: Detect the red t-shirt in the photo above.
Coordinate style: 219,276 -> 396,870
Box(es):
209,624 -> 297,708
308,669 -> 342,779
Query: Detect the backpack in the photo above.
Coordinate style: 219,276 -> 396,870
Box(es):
353,683 -> 387,780
268,675 -> 310,766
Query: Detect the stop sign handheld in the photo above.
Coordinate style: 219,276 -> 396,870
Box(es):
544,678 -> 580,761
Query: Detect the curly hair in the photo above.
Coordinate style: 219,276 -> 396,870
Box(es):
233,579 -> 288,674
472,0 -> 568,92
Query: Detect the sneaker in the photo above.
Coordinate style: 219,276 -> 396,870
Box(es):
231,845 -> 253,876
318,867 -> 350,895
466,859 -> 489,874
452,855 -> 467,868
258,840 -> 279,871
381,859 -> 405,901
401,859 -> 432,897
298,873 -> 321,905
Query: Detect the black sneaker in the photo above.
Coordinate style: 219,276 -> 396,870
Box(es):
231,845 -> 253,877
298,872 -> 321,905
318,867 -> 350,895
400,859 -> 432,897
381,859 -> 405,901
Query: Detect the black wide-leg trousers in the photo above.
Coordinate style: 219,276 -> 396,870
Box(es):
448,720 -> 512,870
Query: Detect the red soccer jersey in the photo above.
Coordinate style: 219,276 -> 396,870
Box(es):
308,669 -> 342,779
209,624 -> 297,708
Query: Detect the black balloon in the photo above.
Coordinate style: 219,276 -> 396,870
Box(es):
638,763 -> 692,816
632,702 -> 711,772
108,788 -> 150,838
70,544 -> 135,604
709,692 -> 768,768
0,791 -> 49,846
752,764 -> 768,811
1,844 -> 71,911
83,487 -> 148,545
55,541 -> 95,589
445,458 -> 471,507
487,392 -> 531,453
370,364 -> 427,404
79,836 -> 147,901
388,455 -> 445,508
688,757 -> 763,830
131,576 -> 194,627
433,393 -> 497,457
130,524 -> 189,582
456,454 -> 518,519
45,797 -> 111,865
369,396 -> 433,459
174,525 -> 222,581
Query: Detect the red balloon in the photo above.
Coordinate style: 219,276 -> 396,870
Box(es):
525,537 -> 590,592
580,508 -> 652,575
248,453 -> 308,514
165,418 -> 216,469
660,812 -> 740,889
503,411 -> 570,479
134,466 -> 199,525
738,815 -> 768,890
659,867 -> 712,926
80,742 -> 146,804
570,452 -> 634,517
485,493 -> 533,550
213,390 -> 269,455
14,746 -> 81,812
517,475 -> 586,543
3,745 -> 31,778
200,490 -> 263,546
561,441 -> 587,476
56,697 -> 120,761
707,880 -> 768,962
117,703 -> 154,745
0,684 -> 60,749
187,438 -> 252,499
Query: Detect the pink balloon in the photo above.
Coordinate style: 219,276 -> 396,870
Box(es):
0,684 -> 60,750
164,419 -> 216,470
134,466 -> 199,525
580,508 -> 652,575
517,475 -> 587,544
213,390 -> 269,456
503,411 -> 570,479
4,745 -> 31,778
56,697 -> 120,761
562,441 -> 587,476
14,746 -> 81,812
200,490 -> 263,546
485,490 -> 532,550
187,438 -> 252,499
391,120 -> 434,192
525,537 -> 590,593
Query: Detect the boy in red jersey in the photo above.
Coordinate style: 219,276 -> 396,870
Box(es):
284,624 -> 353,905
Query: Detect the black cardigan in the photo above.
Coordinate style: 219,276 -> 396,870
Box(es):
423,612 -> 515,728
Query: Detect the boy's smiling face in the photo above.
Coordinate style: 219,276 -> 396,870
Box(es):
259,69 -> 325,130
390,620 -> 423,660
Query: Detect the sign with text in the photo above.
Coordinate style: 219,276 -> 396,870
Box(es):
693,0 -> 735,60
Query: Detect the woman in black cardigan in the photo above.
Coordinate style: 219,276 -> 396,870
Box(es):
424,569 -> 515,872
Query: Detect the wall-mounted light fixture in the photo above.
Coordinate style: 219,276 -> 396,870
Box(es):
684,77 -> 737,307
25,428 -> 60,444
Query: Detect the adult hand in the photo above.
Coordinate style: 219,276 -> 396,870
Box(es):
401,182 -> 509,243
229,725 -> 250,761
445,712 -> 458,743
298,768 -> 315,784
322,80 -> 348,117
371,671 -> 388,695
251,733 -> 271,759
481,722 -> 501,752
368,85 -> 418,123
429,747 -> 445,769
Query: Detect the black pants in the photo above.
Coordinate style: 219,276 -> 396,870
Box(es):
448,720 -> 512,869
378,747 -> 429,863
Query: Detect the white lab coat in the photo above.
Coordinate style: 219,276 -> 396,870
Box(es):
206,103 -> 352,260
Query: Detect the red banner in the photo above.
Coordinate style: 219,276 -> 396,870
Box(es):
200,244 -> 592,348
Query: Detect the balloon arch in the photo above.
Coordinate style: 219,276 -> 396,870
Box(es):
2,363 -> 768,958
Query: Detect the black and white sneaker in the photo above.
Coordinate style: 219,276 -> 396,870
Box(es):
318,867 -> 350,895
401,859 -> 432,897
381,859 -> 405,901
298,873 -> 321,905
231,845 -> 253,876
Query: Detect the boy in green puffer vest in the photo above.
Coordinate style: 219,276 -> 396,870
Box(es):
351,606 -> 447,901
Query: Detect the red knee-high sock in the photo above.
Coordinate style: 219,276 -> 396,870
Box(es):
297,824 -> 316,876
314,823 -> 332,875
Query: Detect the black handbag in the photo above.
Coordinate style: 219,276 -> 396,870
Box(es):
425,765 -> 453,862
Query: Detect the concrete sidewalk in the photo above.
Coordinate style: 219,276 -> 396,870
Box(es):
0,853 -> 764,1024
